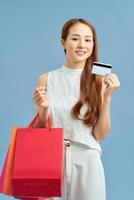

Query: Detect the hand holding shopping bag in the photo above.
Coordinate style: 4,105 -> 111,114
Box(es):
0,114 -> 64,199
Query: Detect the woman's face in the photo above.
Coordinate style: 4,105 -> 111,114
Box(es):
62,22 -> 94,67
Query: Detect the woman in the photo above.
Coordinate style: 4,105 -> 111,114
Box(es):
33,18 -> 120,200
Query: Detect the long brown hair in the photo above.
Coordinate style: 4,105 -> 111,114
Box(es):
61,18 -> 102,127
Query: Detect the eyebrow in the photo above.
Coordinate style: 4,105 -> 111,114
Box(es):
71,34 -> 92,38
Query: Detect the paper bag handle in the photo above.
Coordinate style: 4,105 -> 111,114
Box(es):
28,113 -> 51,128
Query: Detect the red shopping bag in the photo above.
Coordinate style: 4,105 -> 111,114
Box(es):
0,128 -> 35,199
11,122 -> 64,198
0,116 -> 42,199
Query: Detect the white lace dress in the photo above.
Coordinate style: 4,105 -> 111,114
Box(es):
47,65 -> 102,155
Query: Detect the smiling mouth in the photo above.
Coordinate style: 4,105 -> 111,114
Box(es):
75,51 -> 86,56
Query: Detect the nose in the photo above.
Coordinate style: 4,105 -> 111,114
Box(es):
78,39 -> 85,48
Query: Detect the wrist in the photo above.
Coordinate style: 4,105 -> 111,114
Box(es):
37,107 -> 49,127
103,95 -> 112,103
39,107 -> 49,120
39,107 -> 49,114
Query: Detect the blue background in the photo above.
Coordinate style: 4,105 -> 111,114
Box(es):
0,0 -> 134,199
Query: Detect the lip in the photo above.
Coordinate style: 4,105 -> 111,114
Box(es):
75,51 -> 86,56
75,51 -> 86,53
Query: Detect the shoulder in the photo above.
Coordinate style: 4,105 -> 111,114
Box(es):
37,67 -> 63,86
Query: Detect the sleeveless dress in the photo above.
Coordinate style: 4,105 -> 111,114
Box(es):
46,65 -> 106,200
47,65 -> 102,155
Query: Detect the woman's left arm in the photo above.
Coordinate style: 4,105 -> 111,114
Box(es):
93,73 -> 120,141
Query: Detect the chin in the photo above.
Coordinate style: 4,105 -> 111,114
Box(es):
75,57 -> 87,63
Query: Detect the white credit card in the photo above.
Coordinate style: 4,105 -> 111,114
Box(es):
92,62 -> 112,76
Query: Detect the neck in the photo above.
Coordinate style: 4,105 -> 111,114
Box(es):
64,59 -> 85,69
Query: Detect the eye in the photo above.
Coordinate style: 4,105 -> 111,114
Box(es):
72,37 -> 78,41
85,39 -> 91,42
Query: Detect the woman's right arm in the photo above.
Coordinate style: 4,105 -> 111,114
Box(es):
32,73 -> 49,128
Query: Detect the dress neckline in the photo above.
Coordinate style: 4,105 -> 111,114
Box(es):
62,65 -> 84,73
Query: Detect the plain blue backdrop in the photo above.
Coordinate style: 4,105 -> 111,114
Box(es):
0,0 -> 134,199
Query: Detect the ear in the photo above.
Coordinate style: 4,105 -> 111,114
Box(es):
61,39 -> 66,49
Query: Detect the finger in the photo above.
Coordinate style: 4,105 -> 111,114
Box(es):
38,98 -> 48,107
104,79 -> 114,87
33,91 -> 47,99
34,96 -> 42,104
34,89 -> 47,96
35,86 -> 47,92
33,93 -> 47,103
106,78 -> 115,85
106,76 -> 120,86
104,75 -> 116,85
105,73 -> 119,82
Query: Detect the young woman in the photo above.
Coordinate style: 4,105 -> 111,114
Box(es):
33,18 -> 120,200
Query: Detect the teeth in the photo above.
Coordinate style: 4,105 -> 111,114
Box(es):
76,51 -> 86,56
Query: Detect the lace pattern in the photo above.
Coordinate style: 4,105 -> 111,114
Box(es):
47,66 -> 102,154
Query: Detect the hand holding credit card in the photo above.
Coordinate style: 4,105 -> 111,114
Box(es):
92,62 -> 112,76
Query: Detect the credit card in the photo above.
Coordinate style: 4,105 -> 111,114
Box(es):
92,62 -> 112,76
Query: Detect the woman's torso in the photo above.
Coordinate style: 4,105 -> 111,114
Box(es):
47,65 -> 102,154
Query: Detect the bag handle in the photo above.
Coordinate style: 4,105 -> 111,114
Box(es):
28,113 -> 39,128
28,113 -> 51,128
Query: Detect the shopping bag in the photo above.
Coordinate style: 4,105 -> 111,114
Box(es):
0,113 -> 42,196
0,151 -> 8,193
11,116 -> 64,198
0,126 -> 18,196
